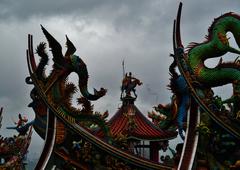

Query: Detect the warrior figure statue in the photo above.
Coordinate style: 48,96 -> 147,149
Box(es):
121,72 -> 142,99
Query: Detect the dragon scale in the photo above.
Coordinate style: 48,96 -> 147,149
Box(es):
188,13 -> 240,87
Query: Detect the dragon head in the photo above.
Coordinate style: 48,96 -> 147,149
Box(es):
41,25 -> 107,101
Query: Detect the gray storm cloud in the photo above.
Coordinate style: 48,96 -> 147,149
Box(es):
0,0 -> 239,163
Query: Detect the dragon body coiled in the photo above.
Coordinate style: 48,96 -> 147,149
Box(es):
188,13 -> 240,88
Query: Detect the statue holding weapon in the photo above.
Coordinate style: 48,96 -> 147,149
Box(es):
120,60 -> 142,99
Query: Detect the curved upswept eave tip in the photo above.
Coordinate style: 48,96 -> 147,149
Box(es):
173,19 -> 177,52
27,34 -> 37,71
176,2 -> 183,48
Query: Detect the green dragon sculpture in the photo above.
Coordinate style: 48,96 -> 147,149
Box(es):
175,9 -> 240,169
187,13 -> 240,117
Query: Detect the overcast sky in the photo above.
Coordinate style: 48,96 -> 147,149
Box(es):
0,0 -> 239,162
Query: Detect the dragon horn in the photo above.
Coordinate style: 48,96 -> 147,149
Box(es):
65,35 -> 76,57
40,25 -> 64,65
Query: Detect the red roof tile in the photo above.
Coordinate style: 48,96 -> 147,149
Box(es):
97,104 -> 177,141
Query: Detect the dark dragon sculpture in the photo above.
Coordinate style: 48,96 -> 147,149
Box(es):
26,25 -> 111,138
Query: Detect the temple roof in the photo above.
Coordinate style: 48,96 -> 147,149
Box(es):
97,97 -> 177,141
